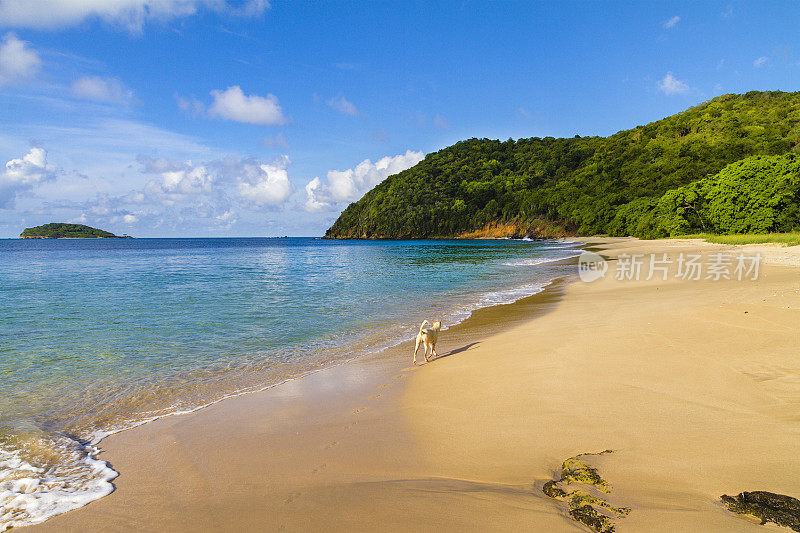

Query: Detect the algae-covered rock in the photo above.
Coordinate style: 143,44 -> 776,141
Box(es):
561,455 -> 611,493
721,491 -> 800,531
542,451 -> 630,533
570,505 -> 616,533
542,480 -> 568,499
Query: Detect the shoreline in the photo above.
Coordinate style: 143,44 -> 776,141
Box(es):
1,237 -> 582,532
25,254 -> 577,532
403,237 -> 800,532
27,237 -> 800,532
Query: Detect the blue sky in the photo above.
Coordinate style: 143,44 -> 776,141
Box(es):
0,1 -> 798,237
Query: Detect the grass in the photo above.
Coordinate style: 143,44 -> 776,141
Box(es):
677,232 -> 800,247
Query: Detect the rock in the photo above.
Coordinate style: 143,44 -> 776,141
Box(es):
542,451 -> 630,533
542,480 -> 567,499
570,505 -> 616,533
721,491 -> 800,531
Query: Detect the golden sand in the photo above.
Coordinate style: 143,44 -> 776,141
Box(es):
30,238 -> 800,532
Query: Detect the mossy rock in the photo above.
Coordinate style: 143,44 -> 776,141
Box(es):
543,480 -> 568,499
722,491 -> 800,531
543,451 -> 629,533
562,455 -> 611,493
570,505 -> 616,533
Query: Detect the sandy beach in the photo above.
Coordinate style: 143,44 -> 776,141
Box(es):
28,238 -> 800,532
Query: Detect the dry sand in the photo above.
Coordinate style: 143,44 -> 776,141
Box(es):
29,238 -> 800,532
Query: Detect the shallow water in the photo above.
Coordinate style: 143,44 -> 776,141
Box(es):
0,237 -> 580,529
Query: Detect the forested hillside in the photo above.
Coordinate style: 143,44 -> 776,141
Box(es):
325,91 -> 800,239
20,223 -> 128,238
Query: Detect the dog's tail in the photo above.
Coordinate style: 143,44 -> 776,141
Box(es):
419,320 -> 430,333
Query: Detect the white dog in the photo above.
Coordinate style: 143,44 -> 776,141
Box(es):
413,320 -> 442,365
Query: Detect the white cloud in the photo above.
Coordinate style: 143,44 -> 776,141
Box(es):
142,154 -> 292,208
3,148 -> 50,184
0,115 -> 221,236
304,150 -> 424,212
73,192 -> 157,228
10,118 -> 215,189
0,147 -> 56,208
0,0 -> 270,32
69,152 -> 292,233
434,113 -> 450,130
215,208 -> 235,226
518,107 -> 531,119
663,16 -> 680,29
208,85 -> 287,125
146,162 -> 214,198
753,56 -> 769,68
71,76 -> 135,104
326,96 -> 361,117
261,133 -> 289,149
233,0 -> 269,17
235,156 -> 292,206
138,157 -> 215,203
657,72 -> 690,95
175,93 -> 206,115
0,32 -> 40,85
303,177 -> 328,212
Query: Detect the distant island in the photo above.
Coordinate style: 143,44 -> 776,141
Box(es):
326,91 -> 800,240
20,223 -> 132,239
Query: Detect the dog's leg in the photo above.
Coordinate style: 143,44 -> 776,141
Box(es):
424,342 -> 431,362
413,337 -> 420,365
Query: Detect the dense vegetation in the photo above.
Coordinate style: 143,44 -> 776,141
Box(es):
612,154 -> 800,238
20,223 -> 129,239
326,91 -> 800,239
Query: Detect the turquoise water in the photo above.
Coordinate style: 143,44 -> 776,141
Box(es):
0,237 -> 580,529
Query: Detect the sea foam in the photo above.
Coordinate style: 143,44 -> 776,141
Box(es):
0,237 -> 583,529
0,437 -> 116,531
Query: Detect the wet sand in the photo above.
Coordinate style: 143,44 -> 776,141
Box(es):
30,238 -> 800,532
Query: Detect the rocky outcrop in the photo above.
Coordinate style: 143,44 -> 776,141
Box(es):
722,491 -> 800,531
542,450 -> 630,533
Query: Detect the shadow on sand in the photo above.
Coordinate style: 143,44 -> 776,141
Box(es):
427,341 -> 480,363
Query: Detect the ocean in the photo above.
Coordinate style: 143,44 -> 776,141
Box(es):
0,237 -> 581,529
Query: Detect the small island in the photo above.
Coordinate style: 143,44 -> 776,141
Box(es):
20,223 -> 132,239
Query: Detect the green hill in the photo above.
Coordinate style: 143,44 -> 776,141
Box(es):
325,91 -> 800,239
20,223 -> 130,239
